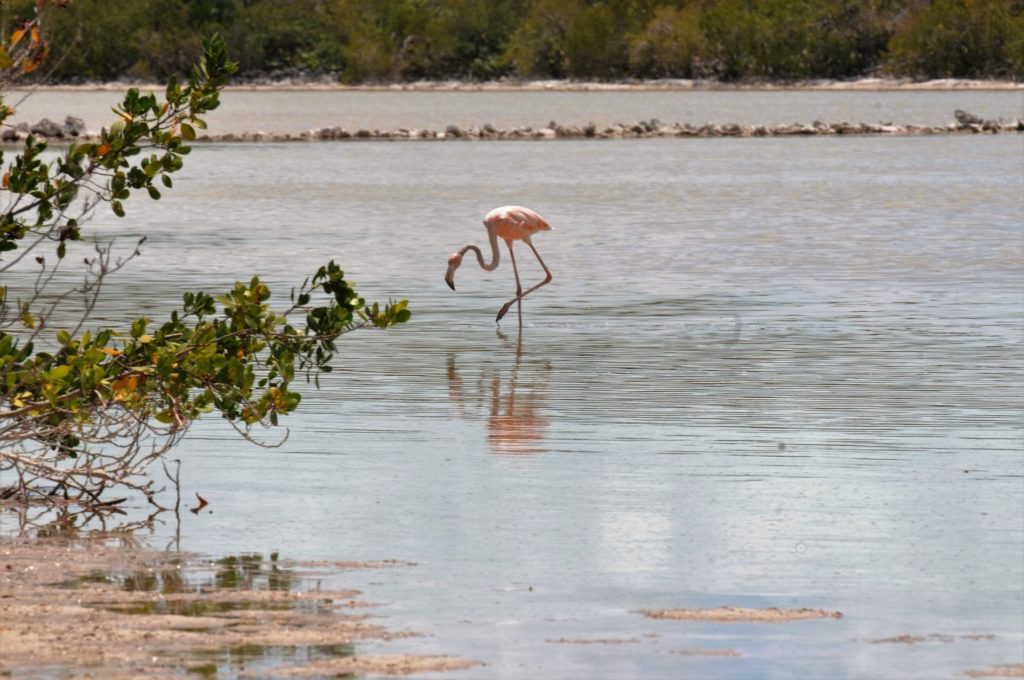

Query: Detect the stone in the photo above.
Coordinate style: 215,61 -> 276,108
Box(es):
954,109 -> 983,126
833,122 -> 864,134
30,118 -> 63,137
445,124 -> 463,138
63,116 -> 86,136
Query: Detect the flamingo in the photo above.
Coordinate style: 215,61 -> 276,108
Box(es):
445,206 -> 554,326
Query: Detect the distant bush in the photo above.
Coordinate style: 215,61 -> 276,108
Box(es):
701,0 -> 890,80
627,5 -> 709,79
885,0 -> 1024,78
6,0 -> 1021,83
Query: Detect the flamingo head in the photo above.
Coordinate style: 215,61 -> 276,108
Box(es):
445,253 -> 462,291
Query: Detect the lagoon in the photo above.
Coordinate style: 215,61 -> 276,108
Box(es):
2,90 -> 1023,678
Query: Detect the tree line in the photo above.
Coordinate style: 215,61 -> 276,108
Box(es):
11,0 -> 1024,83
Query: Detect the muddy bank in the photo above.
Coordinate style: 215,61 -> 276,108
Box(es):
0,538 -> 479,677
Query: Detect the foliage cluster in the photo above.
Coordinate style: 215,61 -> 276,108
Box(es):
8,0 -> 1023,83
1,27 -> 409,504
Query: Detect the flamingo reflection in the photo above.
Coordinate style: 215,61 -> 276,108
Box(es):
446,330 -> 552,455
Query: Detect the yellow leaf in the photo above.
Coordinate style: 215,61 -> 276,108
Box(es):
111,375 -> 140,399
138,334 -> 152,344
23,49 -> 48,74
10,27 -> 25,47
102,347 -> 121,356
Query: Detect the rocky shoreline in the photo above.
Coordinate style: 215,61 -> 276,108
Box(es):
3,110 -> 1021,144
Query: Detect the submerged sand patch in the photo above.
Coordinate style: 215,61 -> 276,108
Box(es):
241,654 -> 481,676
546,638 -> 642,645
0,538 -> 477,677
964,664 -> 1024,678
640,606 -> 843,623
673,648 -> 743,657
870,633 -> 997,644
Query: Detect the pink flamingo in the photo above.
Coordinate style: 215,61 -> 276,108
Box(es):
445,206 -> 554,326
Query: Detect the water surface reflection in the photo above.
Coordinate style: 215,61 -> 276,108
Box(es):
447,330 -> 553,456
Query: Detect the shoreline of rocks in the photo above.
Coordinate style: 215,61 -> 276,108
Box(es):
2,110 -> 1021,144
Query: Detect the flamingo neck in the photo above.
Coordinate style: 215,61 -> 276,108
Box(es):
460,227 -> 500,271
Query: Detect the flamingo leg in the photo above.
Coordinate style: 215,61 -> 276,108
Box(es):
505,241 -> 523,327
496,240 -> 552,324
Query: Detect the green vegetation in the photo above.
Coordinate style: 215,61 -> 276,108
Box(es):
0,27 -> 409,504
9,0 -> 1022,83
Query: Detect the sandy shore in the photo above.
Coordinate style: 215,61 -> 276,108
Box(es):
0,537 -> 479,678
16,77 -> 1024,93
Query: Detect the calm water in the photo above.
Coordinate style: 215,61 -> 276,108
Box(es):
7,87 -> 1024,133
2,91 -> 1023,678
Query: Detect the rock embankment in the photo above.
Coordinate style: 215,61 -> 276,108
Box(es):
2,110 -> 1020,143
291,112 -> 1022,141
1,116 -> 86,141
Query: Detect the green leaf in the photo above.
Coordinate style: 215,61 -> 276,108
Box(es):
46,365 -> 71,382
154,411 -> 175,424
181,123 -> 196,141
111,200 -> 125,218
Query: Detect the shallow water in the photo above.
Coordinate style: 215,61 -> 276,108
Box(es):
6,87 -> 1023,134
2,94 -> 1023,678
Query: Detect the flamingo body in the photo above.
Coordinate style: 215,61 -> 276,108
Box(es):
484,205 -> 553,242
445,206 -> 555,327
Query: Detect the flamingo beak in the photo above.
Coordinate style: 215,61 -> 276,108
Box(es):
445,261 -> 457,291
